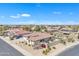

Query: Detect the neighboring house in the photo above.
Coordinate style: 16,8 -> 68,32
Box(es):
4,28 -> 31,39
46,26 -> 60,32
60,28 -> 78,36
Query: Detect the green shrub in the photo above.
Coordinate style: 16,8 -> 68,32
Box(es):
72,40 -> 75,42
10,37 -> 14,40
52,47 -> 56,49
60,39 -> 66,45
46,49 -> 49,52
28,44 -> 31,46
42,50 -> 48,55
42,47 -> 52,55
63,41 -> 66,45
48,47 -> 51,50
25,42 -> 27,45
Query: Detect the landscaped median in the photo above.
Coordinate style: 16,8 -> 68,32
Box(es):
0,36 -> 32,56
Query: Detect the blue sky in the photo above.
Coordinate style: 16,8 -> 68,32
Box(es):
0,3 -> 79,25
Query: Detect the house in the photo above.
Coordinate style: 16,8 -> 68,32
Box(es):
23,32 -> 53,49
4,28 -> 31,39
60,27 -> 78,36
46,26 -> 60,32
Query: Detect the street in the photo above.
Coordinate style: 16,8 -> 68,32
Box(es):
57,44 -> 79,56
0,38 -> 24,56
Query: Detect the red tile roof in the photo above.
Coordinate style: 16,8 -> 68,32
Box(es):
6,28 -> 31,36
24,32 -> 52,41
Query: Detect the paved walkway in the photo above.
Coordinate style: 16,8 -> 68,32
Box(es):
0,38 -> 24,56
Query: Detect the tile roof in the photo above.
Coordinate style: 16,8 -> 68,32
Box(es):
24,32 -> 52,41
6,28 -> 31,36
6,28 -> 53,41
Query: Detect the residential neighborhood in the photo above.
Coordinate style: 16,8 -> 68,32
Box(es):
0,3 -> 79,56
0,25 -> 79,55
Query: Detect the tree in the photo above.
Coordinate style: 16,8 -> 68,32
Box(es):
40,26 -> 47,32
20,25 -> 32,31
34,25 -> 41,32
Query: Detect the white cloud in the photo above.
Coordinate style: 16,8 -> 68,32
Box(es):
10,13 -> 31,18
21,14 -> 31,17
53,11 -> 62,15
10,14 -> 20,18
10,16 -> 19,18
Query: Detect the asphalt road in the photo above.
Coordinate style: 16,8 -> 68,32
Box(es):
0,38 -> 24,56
57,44 -> 79,56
